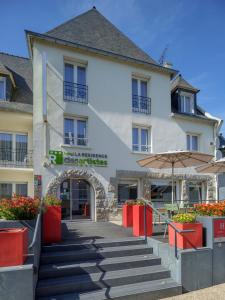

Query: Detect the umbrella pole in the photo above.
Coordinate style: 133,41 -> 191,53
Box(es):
172,162 -> 175,205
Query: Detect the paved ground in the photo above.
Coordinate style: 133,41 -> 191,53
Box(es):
61,220 -> 168,243
165,283 -> 225,299
61,220 -> 133,242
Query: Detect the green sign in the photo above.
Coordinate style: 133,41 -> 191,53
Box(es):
49,150 -> 108,167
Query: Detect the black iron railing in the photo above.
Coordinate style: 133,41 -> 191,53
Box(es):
132,95 -> 151,114
0,149 -> 33,168
64,81 -> 88,104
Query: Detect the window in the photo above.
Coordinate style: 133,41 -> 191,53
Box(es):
0,183 -> 12,199
0,77 -> 6,100
151,180 -> 176,209
118,183 -> 138,204
64,63 -> 87,102
0,182 -> 28,199
132,126 -> 150,152
188,181 -> 203,203
64,118 -> 87,146
187,134 -> 199,151
132,78 -> 150,114
179,94 -> 194,114
0,132 -> 28,162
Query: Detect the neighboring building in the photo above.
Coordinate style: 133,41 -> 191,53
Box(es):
0,8 -> 223,220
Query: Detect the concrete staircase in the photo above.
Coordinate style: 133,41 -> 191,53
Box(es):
36,237 -> 182,299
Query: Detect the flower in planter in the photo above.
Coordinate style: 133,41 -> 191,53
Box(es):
125,200 -> 136,206
44,195 -> 62,206
194,201 -> 225,217
0,196 -> 40,220
172,213 -> 197,224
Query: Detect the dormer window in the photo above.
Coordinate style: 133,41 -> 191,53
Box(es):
180,94 -> 195,114
0,77 -> 6,100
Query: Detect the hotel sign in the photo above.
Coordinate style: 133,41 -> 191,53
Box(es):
49,150 -> 108,167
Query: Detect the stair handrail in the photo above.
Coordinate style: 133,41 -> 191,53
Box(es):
141,198 -> 200,259
29,197 -> 44,250
29,197 -> 44,298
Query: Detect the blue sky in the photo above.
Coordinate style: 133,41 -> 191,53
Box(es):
1,0 -> 225,132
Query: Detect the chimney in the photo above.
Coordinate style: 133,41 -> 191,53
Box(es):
163,61 -> 173,69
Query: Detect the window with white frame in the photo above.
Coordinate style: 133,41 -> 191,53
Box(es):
0,77 -> 6,100
132,78 -> 150,113
64,63 -> 87,102
0,132 -> 28,162
0,182 -> 28,199
179,94 -> 195,114
132,126 -> 150,152
64,117 -> 88,146
187,134 -> 199,151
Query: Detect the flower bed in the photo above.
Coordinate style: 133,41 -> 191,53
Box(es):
194,201 -> 225,217
0,196 -> 40,220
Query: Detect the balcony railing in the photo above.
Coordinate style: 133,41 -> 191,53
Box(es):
64,136 -> 88,147
0,149 -> 33,168
64,81 -> 88,104
132,95 -> 151,114
132,144 -> 151,153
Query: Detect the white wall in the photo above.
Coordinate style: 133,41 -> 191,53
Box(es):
32,40 -> 216,194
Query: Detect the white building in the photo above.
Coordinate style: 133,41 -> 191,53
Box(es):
0,8 -> 222,221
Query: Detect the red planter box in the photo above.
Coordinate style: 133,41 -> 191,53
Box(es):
0,228 -> 28,267
168,222 -> 203,249
43,205 -> 61,244
132,205 -> 153,237
122,204 -> 133,227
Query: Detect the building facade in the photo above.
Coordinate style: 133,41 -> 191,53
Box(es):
0,8 -> 223,221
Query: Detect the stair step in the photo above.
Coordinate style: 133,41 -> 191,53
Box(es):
40,244 -> 153,264
37,277 -> 182,299
42,237 -> 145,252
36,265 -> 170,297
39,254 -> 161,279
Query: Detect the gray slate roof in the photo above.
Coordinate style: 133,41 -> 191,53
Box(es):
0,52 -> 32,105
171,74 -> 199,93
46,8 -> 157,65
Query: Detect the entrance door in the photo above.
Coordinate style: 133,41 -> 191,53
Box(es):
60,178 -> 91,220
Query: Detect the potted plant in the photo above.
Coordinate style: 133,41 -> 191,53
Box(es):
132,200 -> 152,237
122,200 -> 135,228
0,196 -> 40,266
43,195 -> 62,244
168,213 -> 203,250
0,196 -> 39,245
195,201 -> 225,248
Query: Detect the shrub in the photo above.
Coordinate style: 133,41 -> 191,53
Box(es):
44,195 -> 61,206
172,213 -> 197,224
125,200 -> 136,205
0,196 -> 40,220
194,201 -> 225,216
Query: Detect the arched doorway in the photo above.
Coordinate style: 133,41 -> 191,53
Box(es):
46,169 -> 108,221
60,178 -> 92,220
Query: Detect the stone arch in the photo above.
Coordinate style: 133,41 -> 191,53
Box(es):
46,169 -> 108,221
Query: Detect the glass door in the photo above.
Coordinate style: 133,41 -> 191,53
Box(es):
60,179 -> 71,219
71,179 -> 91,219
60,179 -> 91,220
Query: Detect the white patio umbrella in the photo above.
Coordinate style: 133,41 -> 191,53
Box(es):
137,150 -> 213,204
196,158 -> 225,200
